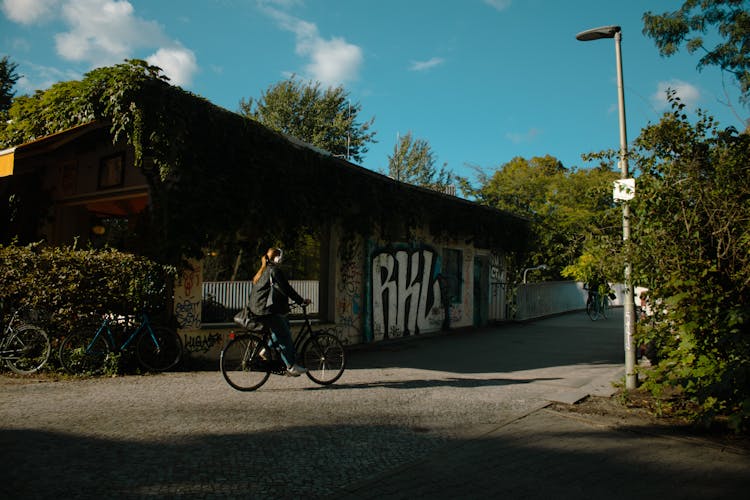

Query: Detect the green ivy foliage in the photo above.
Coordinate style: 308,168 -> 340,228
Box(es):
0,242 -> 174,336
1,59 -> 528,264
631,95 -> 750,431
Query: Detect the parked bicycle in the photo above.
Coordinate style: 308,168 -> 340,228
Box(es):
221,304 -> 346,391
1,304 -> 51,374
58,311 -> 182,374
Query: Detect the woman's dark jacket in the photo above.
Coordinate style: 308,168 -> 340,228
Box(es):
248,265 -> 304,316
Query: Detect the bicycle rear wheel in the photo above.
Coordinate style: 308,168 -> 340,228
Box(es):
136,326 -> 183,371
59,330 -> 110,375
302,331 -> 346,385
586,297 -> 599,321
221,334 -> 270,391
5,325 -> 51,374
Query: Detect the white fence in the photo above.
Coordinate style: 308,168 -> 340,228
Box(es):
202,280 -> 319,315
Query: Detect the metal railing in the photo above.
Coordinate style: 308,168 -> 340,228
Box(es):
202,280 -> 319,321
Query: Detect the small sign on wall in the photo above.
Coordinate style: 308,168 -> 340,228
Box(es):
613,178 -> 635,201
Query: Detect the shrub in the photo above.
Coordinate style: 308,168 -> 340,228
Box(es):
0,242 -> 175,337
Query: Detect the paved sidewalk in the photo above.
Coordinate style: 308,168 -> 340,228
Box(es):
334,407 -> 750,499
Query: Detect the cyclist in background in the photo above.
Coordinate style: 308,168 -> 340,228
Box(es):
584,274 -> 604,306
248,247 -> 310,376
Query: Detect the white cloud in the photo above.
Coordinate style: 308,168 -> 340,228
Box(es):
1,0 -> 60,24
260,4 -> 363,87
410,57 -> 445,72
484,0 -> 512,12
147,46 -> 198,87
3,0 -> 199,87
505,128 -> 540,144
55,0 -> 167,66
651,79 -> 701,110
303,37 -> 362,86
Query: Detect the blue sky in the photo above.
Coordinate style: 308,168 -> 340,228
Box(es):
1,0 -> 746,183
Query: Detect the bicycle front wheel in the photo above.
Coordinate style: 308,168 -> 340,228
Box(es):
136,326 -> 183,371
302,331 -> 346,385
221,334 -> 270,391
59,330 -> 110,375
5,325 -> 51,374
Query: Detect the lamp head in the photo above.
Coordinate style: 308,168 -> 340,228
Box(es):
576,25 -> 621,41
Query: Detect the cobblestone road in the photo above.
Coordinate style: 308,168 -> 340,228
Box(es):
2,310 -> 747,498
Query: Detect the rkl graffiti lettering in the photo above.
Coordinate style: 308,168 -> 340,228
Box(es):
371,246 -> 444,339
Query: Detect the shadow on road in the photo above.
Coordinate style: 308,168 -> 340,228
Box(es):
3,412 -> 748,500
304,376 -> 562,391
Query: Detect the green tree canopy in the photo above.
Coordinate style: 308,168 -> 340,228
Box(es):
460,156 -> 619,279
239,77 -> 376,164
643,0 -> 750,106
0,55 -> 20,114
385,131 -> 453,190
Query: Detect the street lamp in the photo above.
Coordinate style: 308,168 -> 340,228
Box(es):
523,264 -> 547,284
576,25 -> 637,389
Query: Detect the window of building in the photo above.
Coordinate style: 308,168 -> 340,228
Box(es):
442,248 -> 463,304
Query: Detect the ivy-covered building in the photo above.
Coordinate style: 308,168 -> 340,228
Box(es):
0,61 -> 529,357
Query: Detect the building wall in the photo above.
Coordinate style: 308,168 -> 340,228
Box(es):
32,139 -> 149,246
179,223 -> 508,363
329,224 -> 501,346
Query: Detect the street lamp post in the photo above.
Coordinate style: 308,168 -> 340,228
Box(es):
576,25 -> 637,390
522,264 -> 547,284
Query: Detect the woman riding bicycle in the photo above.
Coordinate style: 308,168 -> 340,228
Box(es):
248,247 -> 310,376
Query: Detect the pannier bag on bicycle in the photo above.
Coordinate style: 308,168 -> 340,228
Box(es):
233,306 -> 263,331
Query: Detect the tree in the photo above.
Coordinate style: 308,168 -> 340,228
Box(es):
386,131 -> 453,190
631,95 -> 750,430
239,77 -> 376,164
0,56 -> 20,114
643,1 -> 750,106
459,156 -> 619,280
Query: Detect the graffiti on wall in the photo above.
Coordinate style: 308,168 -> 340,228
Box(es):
184,332 -> 223,353
175,265 -> 202,329
336,239 -> 364,345
371,246 -> 445,339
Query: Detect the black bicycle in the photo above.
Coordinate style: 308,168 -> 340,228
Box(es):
220,304 -> 346,391
1,305 -> 51,375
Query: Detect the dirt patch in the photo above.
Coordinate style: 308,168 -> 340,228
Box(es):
549,389 -> 750,454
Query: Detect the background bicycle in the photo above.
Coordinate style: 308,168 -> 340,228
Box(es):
0,303 -> 51,374
221,304 -> 345,391
58,311 -> 182,375
586,287 -> 615,321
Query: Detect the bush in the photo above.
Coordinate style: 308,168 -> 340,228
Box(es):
0,242 -> 175,337
631,99 -> 750,432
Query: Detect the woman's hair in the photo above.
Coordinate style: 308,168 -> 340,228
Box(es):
252,247 -> 281,283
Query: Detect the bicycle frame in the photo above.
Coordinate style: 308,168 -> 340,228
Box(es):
0,309 -> 21,348
233,314 -> 314,368
88,313 -> 160,352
